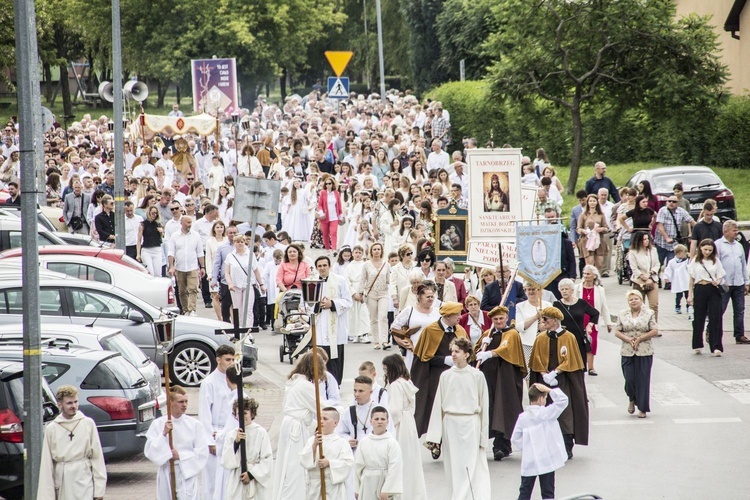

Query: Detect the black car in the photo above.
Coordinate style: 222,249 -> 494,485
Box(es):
0,360 -> 59,498
625,166 -> 737,222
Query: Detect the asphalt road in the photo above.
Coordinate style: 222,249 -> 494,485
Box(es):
103,272 -> 750,499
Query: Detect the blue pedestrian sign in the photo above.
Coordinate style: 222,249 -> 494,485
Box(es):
328,77 -> 349,99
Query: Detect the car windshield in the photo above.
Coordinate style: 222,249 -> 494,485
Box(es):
652,171 -> 721,193
100,333 -> 150,366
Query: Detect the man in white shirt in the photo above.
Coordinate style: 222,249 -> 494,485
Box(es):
426,139 -> 449,172
124,201 -> 144,261
168,216 -> 205,316
448,152 -> 469,189
715,220 -> 750,345
194,204 -> 220,308
132,152 -> 155,179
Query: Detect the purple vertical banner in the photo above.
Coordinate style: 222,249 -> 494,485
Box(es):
191,58 -> 239,115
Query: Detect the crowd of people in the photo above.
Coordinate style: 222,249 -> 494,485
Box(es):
17,87 -> 750,500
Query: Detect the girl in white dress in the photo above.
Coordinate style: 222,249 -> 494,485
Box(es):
345,246 -> 371,343
283,179 -> 313,242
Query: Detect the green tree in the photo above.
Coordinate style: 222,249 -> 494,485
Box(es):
486,0 -> 727,193
400,0 -> 445,92
435,0 -> 497,81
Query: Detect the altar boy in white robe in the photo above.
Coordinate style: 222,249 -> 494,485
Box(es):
145,386 -> 209,500
38,385 -> 107,500
215,365 -> 250,500
300,407 -> 354,500
354,406 -> 403,500
221,397 -> 274,500
312,255 -> 353,385
199,344 -> 236,499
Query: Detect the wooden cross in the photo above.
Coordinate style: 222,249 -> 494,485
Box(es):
215,308 -> 252,474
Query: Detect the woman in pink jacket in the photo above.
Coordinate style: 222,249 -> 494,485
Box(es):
317,176 -> 344,250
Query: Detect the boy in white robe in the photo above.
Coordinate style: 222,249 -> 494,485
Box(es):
511,384 -> 569,500
145,385 -> 209,500
199,345 -> 236,499
222,397 -> 274,500
38,385 -> 107,500
358,361 -> 389,407
215,365 -> 250,500
300,407 -> 354,500
354,407 -> 403,500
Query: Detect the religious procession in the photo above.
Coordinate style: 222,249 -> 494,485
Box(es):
10,68 -> 750,499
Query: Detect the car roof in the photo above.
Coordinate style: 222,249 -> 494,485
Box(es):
641,166 -> 715,175
0,263 -> 70,280
0,245 -> 127,259
0,323 -> 121,338
0,343 -> 116,362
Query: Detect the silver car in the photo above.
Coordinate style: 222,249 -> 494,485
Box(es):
0,344 -> 155,459
0,324 -> 166,412
0,278 -> 258,386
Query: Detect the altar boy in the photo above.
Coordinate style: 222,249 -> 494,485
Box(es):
353,407 -> 403,500
300,407 -> 354,500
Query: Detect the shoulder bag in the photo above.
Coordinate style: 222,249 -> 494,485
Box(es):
700,261 -> 729,293
555,300 -> 592,353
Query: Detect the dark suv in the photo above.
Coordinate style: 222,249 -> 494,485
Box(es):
0,360 -> 59,498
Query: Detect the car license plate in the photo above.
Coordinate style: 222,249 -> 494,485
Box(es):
690,203 -> 703,210
140,407 -> 155,422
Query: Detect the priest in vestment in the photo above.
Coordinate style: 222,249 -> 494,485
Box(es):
528,306 -> 589,459
38,385 -> 107,500
313,255 -> 353,385
410,301 -> 468,437
145,385 -> 209,500
474,305 -> 527,461
300,408 -> 354,500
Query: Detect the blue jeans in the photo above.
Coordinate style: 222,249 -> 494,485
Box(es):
656,245 -> 674,268
721,285 -> 746,339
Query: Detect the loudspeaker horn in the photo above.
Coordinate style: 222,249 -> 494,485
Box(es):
98,81 -> 115,103
124,80 -> 149,102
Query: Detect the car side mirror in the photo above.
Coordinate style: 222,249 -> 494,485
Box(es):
128,310 -> 146,323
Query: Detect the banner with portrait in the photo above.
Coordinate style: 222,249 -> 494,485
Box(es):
467,148 -> 523,241
191,58 -> 239,115
515,223 -> 561,288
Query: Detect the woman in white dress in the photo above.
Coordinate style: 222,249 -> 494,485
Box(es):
342,189 -> 362,249
282,178 -> 312,242
345,245 -> 371,343
390,243 -> 415,313
391,279 -> 440,370
515,282 -> 553,370
382,353 -> 428,500
392,216 -> 413,250
378,198 -> 401,255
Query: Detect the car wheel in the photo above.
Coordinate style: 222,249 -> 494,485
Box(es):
170,341 -> 216,387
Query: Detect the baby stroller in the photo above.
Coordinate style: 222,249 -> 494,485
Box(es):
275,290 -> 311,364
615,236 -> 632,285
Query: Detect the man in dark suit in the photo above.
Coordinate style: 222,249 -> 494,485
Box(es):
62,180 -> 91,234
543,207 -> 577,299
481,265 -> 526,321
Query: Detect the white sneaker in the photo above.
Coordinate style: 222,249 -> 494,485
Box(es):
360,335 -> 372,344
694,348 -> 702,355
712,350 -> 722,357
189,311 -> 197,317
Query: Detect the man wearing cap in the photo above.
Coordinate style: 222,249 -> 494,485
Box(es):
474,306 -> 526,461
410,302 -> 468,439
529,306 -> 589,459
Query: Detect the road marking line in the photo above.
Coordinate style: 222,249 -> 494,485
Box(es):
713,379 -> 750,404
592,420 -> 654,426
651,383 -> 701,406
586,383 -> 617,408
673,417 -> 742,424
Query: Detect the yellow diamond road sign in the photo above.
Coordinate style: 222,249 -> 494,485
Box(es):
325,51 -> 354,77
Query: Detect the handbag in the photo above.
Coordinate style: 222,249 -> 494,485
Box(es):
701,261 -> 729,293
667,208 -> 690,246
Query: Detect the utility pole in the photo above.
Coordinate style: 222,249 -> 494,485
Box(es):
112,0 -> 126,250
375,0 -> 386,103
13,0 -> 44,497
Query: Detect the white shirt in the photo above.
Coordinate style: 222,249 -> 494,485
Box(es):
124,213 -> 144,246
426,150 -> 450,172
132,162 -> 155,179
168,229 -> 204,272
193,215 -> 217,249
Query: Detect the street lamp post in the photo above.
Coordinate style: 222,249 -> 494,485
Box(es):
155,313 -> 178,500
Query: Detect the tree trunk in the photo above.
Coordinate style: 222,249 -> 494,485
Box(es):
566,96 -> 584,195
60,64 -> 73,118
280,68 -> 288,103
176,84 -> 181,105
43,63 -> 52,103
156,80 -> 169,108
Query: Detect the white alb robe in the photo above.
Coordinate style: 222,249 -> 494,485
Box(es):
299,433 -> 354,500
354,432 -> 403,500
272,374 -> 318,500
221,422 -> 275,500
345,260 -> 370,337
38,411 -> 107,500
424,365 -> 491,500
199,368 -> 234,499
214,390 -> 249,500
144,413 -> 209,500
386,378 -> 428,500
314,273 -> 352,361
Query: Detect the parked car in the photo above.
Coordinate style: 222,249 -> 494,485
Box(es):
0,279 -> 258,386
0,206 -> 99,244
0,324 -> 165,412
0,253 -> 176,309
0,245 -> 148,273
0,206 -> 58,232
0,344 -> 155,459
625,166 -> 738,221
0,360 -> 59,498
0,217 -> 66,251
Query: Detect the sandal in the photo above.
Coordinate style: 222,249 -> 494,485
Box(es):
637,412 -> 647,418
627,401 -> 635,414
588,369 -> 598,376
424,441 -> 441,460
374,343 -> 381,350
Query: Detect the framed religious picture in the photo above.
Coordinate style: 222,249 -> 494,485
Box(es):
467,148 -> 523,242
435,215 -> 469,256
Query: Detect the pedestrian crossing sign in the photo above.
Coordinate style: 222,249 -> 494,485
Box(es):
328,77 -> 349,99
